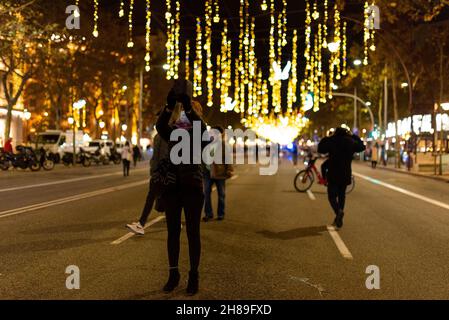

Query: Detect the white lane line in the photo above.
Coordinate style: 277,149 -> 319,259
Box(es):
0,180 -> 148,219
327,226 -> 353,260
111,215 -> 165,245
353,172 -> 449,211
306,190 -> 316,201
0,168 -> 148,193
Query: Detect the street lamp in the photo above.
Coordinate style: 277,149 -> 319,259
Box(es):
99,121 -> 105,129
353,59 -> 362,66
121,124 -> 128,132
441,103 -> 449,111
68,117 -> 74,125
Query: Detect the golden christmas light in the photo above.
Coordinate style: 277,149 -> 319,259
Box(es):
193,18 -> 203,97
119,0 -> 125,17
145,0 -> 151,72
127,0 -> 135,47
92,0 -> 99,38
185,40 -> 190,81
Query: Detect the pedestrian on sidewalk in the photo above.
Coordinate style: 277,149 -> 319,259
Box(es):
318,127 -> 365,228
3,138 -> 13,154
371,143 -> 379,169
121,141 -> 132,177
156,79 -> 210,296
132,144 -> 141,167
202,126 -> 234,222
126,132 -> 169,235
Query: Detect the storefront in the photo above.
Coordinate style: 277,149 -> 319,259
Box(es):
385,113 -> 449,171
0,108 -> 25,149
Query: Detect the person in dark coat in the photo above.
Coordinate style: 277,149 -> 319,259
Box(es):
318,127 -> 365,228
156,79 -> 209,296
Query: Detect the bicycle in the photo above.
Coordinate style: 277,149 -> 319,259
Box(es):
294,157 -> 355,194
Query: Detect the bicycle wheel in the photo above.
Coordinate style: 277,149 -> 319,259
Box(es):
346,176 -> 355,194
294,170 -> 314,193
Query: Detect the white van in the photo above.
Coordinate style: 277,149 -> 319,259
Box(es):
35,130 -> 86,163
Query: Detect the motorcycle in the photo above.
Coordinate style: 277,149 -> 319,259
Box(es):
0,146 -> 41,171
109,149 -> 122,165
35,147 -> 55,171
89,147 -> 110,165
62,148 -> 91,167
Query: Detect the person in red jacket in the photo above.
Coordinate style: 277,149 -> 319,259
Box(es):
3,138 -> 13,153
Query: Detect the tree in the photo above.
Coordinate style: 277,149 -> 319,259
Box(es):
0,0 -> 57,141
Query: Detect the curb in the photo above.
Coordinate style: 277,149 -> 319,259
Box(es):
374,165 -> 449,183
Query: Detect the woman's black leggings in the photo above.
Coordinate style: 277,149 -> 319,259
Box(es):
164,189 -> 204,272
123,159 -> 130,176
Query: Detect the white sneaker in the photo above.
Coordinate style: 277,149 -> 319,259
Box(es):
126,222 -> 145,235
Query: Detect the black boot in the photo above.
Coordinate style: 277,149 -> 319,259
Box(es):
186,270 -> 199,296
163,268 -> 180,293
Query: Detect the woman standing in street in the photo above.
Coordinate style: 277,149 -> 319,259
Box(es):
156,79 -> 209,296
121,141 -> 132,177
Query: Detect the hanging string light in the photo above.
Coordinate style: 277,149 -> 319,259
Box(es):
185,40 -> 190,81
268,0 -> 276,85
205,0 -> 214,107
213,0 -> 220,23
119,0 -> 125,17
342,21 -> 347,76
334,3 -> 341,80
144,0 -> 151,72
322,0 -> 328,48
287,29 -> 298,114
173,0 -> 180,79
363,1 -> 370,65
220,21 -> 233,112
193,18 -> 203,97
127,0 -> 134,47
92,0 -> 99,38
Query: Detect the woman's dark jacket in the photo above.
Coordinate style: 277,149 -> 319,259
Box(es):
156,108 -> 209,190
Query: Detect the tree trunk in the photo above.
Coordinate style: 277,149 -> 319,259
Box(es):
392,66 -> 400,169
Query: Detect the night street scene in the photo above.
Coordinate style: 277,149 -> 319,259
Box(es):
1,0 -> 449,312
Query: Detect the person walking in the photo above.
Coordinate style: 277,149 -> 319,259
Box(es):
371,143 -> 379,169
318,127 -> 365,229
132,144 -> 141,167
202,126 -> 234,222
126,133 -> 169,235
121,141 -> 132,177
156,79 -> 209,296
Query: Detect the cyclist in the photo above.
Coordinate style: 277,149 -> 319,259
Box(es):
318,127 -> 365,229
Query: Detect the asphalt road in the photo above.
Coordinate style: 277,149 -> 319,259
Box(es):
1,158 -> 449,300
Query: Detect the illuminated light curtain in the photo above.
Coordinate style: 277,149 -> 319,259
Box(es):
205,0 -> 213,107
185,40 -> 190,81
173,0 -> 180,79
363,1 -> 370,65
92,0 -> 99,38
127,0 -> 134,47
334,4 -> 341,80
119,0 -> 125,17
287,29 -> 298,114
213,0 -> 220,23
193,18 -> 203,97
301,0 -> 312,108
165,0 -> 173,78
144,0 -> 151,72
342,21 -> 347,76
220,20 -> 232,112
322,0 -> 328,48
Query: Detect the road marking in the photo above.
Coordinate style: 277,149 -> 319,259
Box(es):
0,180 -> 148,219
111,215 -> 166,245
230,174 -> 239,180
306,190 -> 316,201
0,168 -> 148,193
353,172 -> 449,211
327,226 -> 353,260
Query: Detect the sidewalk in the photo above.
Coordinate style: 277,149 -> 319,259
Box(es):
357,161 -> 449,183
